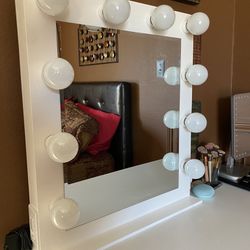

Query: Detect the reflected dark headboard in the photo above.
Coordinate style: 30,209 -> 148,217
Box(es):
60,82 -> 132,170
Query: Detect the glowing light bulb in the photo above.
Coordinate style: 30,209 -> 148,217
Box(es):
45,132 -> 79,163
50,198 -> 80,230
185,64 -> 208,86
186,12 -> 210,35
184,159 -> 205,179
102,0 -> 131,25
42,58 -> 74,90
150,5 -> 175,31
185,113 -> 207,133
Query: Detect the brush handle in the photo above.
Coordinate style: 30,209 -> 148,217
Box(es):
204,156 -> 209,182
208,160 -> 212,182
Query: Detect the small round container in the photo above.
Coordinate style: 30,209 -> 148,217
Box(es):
191,184 -> 215,200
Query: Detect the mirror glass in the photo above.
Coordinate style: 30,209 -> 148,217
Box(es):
57,22 -> 180,226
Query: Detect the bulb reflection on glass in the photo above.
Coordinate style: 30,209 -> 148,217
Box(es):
163,110 -> 179,129
164,66 -> 180,86
162,153 -> 179,171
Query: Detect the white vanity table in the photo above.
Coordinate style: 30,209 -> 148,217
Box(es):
106,184 -> 250,250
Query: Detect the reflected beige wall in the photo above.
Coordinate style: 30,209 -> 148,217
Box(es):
59,22 -> 181,165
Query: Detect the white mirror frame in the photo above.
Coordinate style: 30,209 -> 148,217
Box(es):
15,0 -> 199,249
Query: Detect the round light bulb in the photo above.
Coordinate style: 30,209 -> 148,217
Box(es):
150,5 -> 175,31
185,64 -> 208,86
102,0 -> 131,25
163,110 -> 179,129
184,159 -> 205,179
185,113 -> 207,133
186,12 -> 210,35
162,153 -> 179,171
50,198 -> 80,230
43,58 -> 74,90
164,66 -> 180,86
36,0 -> 69,16
45,132 -> 79,163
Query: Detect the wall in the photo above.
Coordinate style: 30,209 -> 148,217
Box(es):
0,0 -> 29,247
232,0 -> 250,94
0,0 -> 238,247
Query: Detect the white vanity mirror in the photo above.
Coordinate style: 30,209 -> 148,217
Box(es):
15,0 -> 209,249
58,22 -> 180,225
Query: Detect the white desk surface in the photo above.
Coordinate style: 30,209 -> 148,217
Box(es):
107,184 -> 250,250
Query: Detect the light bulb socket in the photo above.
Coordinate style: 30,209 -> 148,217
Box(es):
181,16 -> 190,34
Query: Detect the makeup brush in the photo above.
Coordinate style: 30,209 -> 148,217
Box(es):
218,149 -> 225,156
204,155 -> 209,183
211,150 -> 219,158
197,146 -> 208,155
205,143 -> 219,150
208,153 -> 213,183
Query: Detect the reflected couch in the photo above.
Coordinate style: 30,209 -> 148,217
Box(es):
60,82 -> 132,183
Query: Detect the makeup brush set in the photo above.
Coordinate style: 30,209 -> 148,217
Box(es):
197,143 -> 225,187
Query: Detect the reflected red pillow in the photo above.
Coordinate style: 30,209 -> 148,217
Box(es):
76,103 -> 121,155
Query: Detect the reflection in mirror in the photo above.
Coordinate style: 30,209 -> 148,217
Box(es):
57,22 -> 181,226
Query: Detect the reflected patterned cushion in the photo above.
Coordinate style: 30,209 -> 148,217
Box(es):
62,101 -> 99,153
